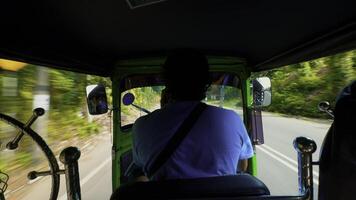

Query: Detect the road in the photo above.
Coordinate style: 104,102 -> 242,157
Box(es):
6,133 -> 112,200
256,112 -> 331,198
10,112 -> 331,199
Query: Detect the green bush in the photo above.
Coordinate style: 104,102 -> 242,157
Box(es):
256,50 -> 356,118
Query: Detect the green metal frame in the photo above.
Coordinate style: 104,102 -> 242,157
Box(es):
110,56 -> 256,190
243,76 -> 258,176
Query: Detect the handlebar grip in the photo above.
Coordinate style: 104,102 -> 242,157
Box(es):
33,108 -> 45,117
6,142 -> 18,150
28,171 -> 39,180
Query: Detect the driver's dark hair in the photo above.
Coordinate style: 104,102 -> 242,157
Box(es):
163,49 -> 211,101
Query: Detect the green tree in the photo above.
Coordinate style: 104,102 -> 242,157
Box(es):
256,50 -> 356,118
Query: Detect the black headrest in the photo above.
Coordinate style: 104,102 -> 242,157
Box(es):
112,174 -> 270,199
335,81 -> 356,126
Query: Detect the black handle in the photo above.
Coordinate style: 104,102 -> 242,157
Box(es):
60,147 -> 81,200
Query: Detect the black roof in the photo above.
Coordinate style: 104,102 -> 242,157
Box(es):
1,0 -> 355,76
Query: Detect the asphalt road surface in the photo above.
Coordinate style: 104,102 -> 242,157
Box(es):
11,112 -> 331,199
256,112 -> 331,198
7,133 -> 112,200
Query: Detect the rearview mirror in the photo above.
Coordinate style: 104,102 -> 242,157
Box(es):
252,77 -> 271,107
86,84 -> 108,115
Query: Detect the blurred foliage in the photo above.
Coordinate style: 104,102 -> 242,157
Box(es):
131,87 -> 161,109
121,86 -> 163,126
254,50 -> 356,118
120,85 -> 243,126
0,64 -> 110,176
207,85 -> 242,108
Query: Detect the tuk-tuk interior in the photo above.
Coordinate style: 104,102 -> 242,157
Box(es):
0,0 -> 355,200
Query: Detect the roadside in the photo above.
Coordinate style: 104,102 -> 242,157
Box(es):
3,115 -> 112,200
218,102 -> 333,127
257,111 -> 330,198
261,110 -> 333,125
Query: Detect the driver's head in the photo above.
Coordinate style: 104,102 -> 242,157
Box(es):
163,49 -> 211,101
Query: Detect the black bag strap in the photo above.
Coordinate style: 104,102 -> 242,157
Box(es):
147,102 -> 207,178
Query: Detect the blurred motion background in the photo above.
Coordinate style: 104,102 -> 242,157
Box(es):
0,60 -> 110,199
0,50 -> 355,199
254,50 -> 356,118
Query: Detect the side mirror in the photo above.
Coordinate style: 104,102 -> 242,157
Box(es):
86,84 -> 108,115
122,93 -> 135,106
252,77 -> 272,107
318,101 -> 334,119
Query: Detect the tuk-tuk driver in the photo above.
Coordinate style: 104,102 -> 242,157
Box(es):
132,49 -> 254,181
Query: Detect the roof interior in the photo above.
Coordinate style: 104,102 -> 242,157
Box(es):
1,0 -> 355,76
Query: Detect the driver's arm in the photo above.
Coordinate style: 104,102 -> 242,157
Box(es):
134,175 -> 149,182
238,159 -> 248,172
236,115 -> 254,173
130,119 -> 150,182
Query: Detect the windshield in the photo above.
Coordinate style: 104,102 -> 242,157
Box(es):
120,73 -> 244,128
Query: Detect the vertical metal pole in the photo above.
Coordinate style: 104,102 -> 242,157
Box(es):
294,137 -> 317,200
60,147 -> 82,200
111,76 -> 120,190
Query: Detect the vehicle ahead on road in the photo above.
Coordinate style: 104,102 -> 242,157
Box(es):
0,1 -> 355,200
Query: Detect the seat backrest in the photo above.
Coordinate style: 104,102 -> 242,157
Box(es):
112,174 -> 270,199
318,81 -> 356,200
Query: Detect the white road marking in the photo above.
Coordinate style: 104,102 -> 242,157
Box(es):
257,145 -> 319,185
58,158 -> 111,200
262,145 -> 298,165
261,144 -> 319,178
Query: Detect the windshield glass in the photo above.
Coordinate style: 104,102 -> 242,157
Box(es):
120,73 -> 243,128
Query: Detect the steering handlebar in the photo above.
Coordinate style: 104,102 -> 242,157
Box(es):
0,109 -> 60,200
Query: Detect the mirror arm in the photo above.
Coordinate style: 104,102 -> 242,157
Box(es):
131,104 -> 151,114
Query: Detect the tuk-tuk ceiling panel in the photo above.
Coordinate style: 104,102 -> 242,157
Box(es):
0,0 -> 355,76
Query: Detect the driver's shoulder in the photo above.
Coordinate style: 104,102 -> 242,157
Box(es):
134,108 -> 163,126
204,105 -> 242,124
205,104 -> 239,116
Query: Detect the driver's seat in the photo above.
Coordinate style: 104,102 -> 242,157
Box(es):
111,173 -> 270,199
